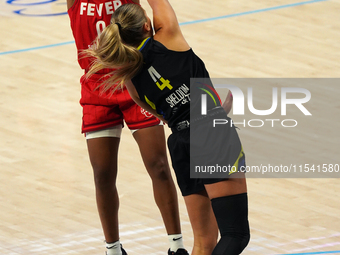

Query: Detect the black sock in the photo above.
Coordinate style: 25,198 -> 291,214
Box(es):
211,193 -> 250,255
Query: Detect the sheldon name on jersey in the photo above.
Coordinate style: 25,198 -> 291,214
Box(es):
165,84 -> 190,108
80,0 -> 123,16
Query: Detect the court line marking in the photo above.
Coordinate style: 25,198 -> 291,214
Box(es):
0,0 -> 329,56
0,41 -> 75,55
179,0 -> 328,25
282,251 -> 340,255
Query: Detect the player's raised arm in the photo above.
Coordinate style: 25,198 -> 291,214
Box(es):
66,0 -> 75,10
147,0 -> 190,51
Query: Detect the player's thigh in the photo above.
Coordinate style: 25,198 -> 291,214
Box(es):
204,173 -> 247,200
86,136 -> 120,179
133,125 -> 169,175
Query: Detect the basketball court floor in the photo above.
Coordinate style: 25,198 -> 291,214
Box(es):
0,0 -> 339,254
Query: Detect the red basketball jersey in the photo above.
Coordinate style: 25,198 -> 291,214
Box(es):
68,0 -> 160,133
68,0 -> 136,71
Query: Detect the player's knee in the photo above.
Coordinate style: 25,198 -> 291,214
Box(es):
212,233 -> 250,255
146,157 -> 171,181
238,233 -> 250,253
92,163 -> 117,189
211,193 -> 250,254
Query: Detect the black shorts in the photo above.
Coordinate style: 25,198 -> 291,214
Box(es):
168,129 -> 205,196
167,108 -> 246,197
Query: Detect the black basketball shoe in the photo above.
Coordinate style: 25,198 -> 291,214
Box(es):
168,248 -> 189,255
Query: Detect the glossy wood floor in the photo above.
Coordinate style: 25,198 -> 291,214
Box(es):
0,0 -> 339,254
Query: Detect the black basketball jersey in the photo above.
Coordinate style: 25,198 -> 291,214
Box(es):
131,37 -> 211,128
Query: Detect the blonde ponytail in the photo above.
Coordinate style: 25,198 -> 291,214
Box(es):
84,4 -> 147,93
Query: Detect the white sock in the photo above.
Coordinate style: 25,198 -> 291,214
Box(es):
106,240 -> 122,255
168,234 -> 185,252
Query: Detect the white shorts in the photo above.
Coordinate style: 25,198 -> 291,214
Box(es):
85,121 -> 164,139
85,124 -> 123,139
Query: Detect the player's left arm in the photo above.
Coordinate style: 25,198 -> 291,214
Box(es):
125,80 -> 168,123
148,0 -> 190,51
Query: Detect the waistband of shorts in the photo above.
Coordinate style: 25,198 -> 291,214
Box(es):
171,120 -> 190,132
171,107 -> 226,132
